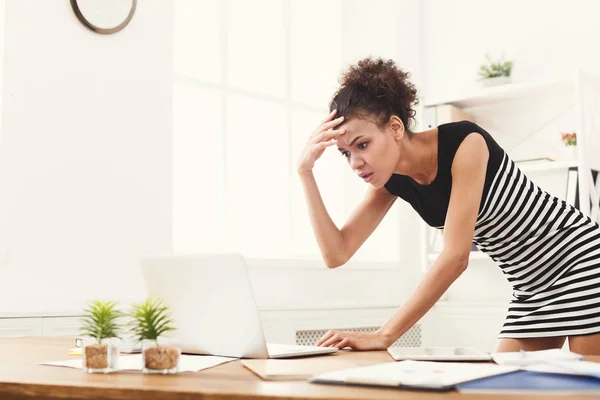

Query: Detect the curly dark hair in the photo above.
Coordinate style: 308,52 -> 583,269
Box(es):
329,57 -> 419,136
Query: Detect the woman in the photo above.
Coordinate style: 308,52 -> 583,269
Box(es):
298,57 -> 600,354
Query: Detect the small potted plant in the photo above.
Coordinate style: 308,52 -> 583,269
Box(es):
477,54 -> 514,87
561,131 -> 577,159
129,296 -> 179,374
79,300 -> 123,373
561,132 -> 577,146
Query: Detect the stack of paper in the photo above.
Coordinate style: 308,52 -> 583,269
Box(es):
309,349 -> 600,394
491,349 -> 583,366
309,360 -> 519,391
40,354 -> 237,373
524,360 -> 600,378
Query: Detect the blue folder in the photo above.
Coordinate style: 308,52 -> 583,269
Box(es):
458,370 -> 600,394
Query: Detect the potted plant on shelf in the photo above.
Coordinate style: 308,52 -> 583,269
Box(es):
477,54 -> 514,87
128,296 -> 179,374
79,300 -> 123,373
561,131 -> 577,159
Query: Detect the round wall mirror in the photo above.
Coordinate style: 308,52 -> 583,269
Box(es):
70,0 -> 137,34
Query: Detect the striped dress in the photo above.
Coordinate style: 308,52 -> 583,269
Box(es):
384,121 -> 600,338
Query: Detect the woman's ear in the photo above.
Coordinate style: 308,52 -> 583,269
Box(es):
389,116 -> 405,140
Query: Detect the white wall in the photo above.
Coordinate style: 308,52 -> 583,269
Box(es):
0,0 -> 173,313
422,0 -> 600,101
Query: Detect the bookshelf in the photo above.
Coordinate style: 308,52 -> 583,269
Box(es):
517,160 -> 577,173
424,77 -> 573,109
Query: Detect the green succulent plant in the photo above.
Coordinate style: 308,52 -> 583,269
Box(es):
80,300 -> 123,344
128,297 -> 176,345
478,54 -> 514,79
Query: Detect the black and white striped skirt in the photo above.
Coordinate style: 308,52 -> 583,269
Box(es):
499,261 -> 600,338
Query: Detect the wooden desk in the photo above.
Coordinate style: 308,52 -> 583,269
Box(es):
1,337 -> 599,400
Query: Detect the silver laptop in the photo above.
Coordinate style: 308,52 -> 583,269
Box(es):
140,253 -> 338,359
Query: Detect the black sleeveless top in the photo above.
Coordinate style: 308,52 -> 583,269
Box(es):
383,121 -> 504,228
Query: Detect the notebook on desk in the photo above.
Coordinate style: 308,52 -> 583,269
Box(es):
309,360 -> 519,391
242,357 -> 368,381
457,369 -> 600,394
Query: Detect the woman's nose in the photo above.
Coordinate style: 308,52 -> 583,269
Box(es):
349,155 -> 364,170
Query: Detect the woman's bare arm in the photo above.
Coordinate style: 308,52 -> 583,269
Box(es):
378,133 -> 489,344
299,173 -> 396,268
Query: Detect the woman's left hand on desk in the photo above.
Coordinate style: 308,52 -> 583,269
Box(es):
315,329 -> 390,350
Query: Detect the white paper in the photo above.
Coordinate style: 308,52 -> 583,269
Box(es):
311,360 -> 520,389
524,360 -> 600,378
492,349 -> 583,366
39,354 -> 237,372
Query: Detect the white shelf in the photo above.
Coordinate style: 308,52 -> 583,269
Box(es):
516,160 -> 577,173
427,252 -> 491,262
424,77 -> 573,108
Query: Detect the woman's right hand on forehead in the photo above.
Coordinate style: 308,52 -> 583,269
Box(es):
296,109 -> 346,173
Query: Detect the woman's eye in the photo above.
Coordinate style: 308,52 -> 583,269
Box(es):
341,151 -> 350,158
358,142 -> 368,150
